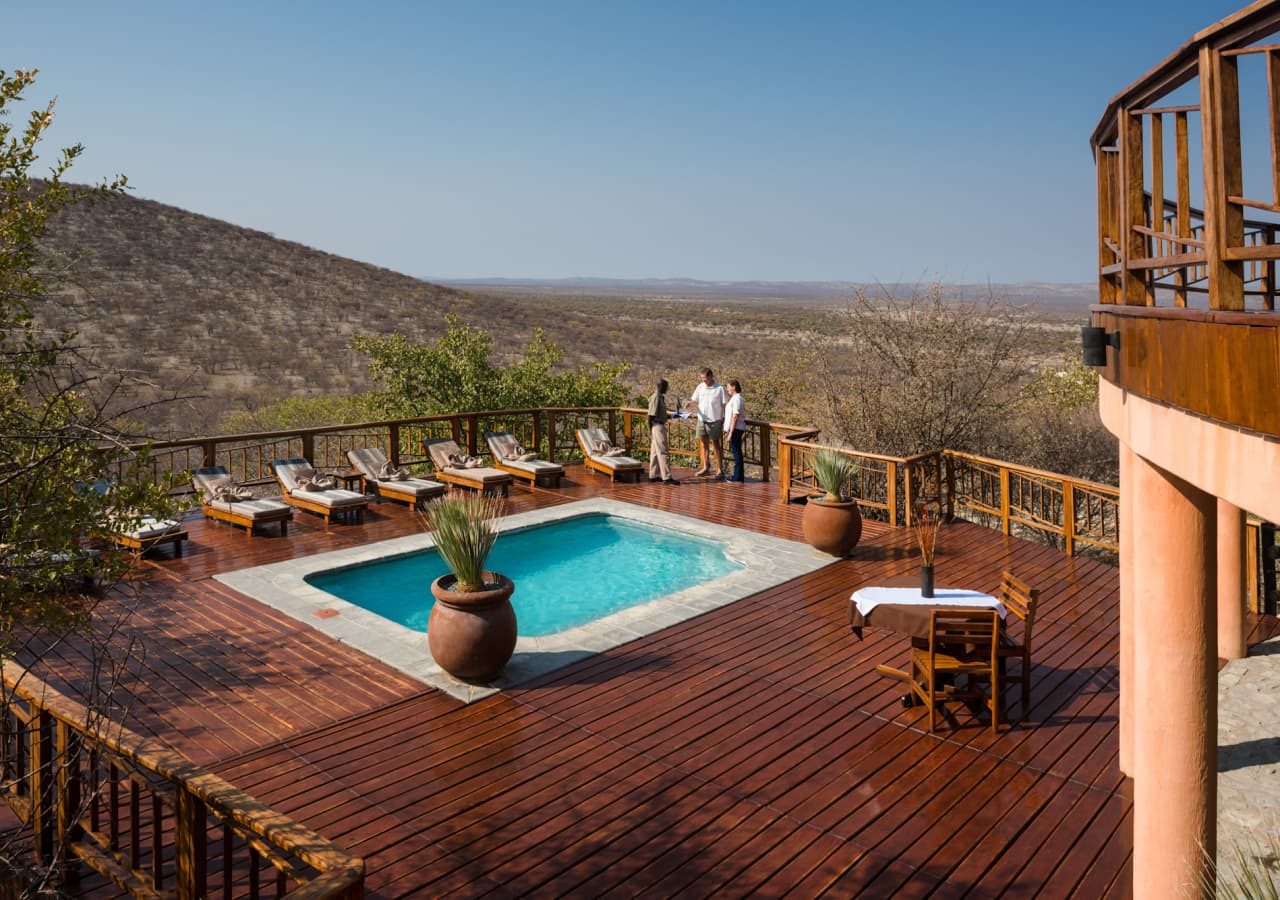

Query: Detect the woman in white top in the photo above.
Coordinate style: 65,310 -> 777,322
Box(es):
724,379 -> 746,483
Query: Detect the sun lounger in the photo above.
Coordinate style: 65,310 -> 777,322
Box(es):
422,439 -> 513,496
272,458 -> 370,528
575,427 -> 644,482
111,516 -> 188,555
192,467 -> 293,537
483,432 -> 565,487
346,448 -> 447,507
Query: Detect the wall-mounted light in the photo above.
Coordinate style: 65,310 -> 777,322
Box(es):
1081,325 -> 1120,366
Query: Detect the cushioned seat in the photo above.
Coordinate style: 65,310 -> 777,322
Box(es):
575,427 -> 644,482
346,448 -> 446,507
272,458 -> 370,528
484,432 -> 565,487
422,439 -> 513,496
192,466 -> 292,537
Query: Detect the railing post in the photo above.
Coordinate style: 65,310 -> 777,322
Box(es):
1199,44 -> 1246,311
466,415 -> 479,455
894,462 -> 904,528
56,722 -> 82,882
759,423 -> 771,483
1246,520 -> 1260,613
1119,107 -> 1153,305
175,789 -> 208,900
1063,481 -> 1076,557
388,423 -> 401,467
607,409 -> 617,445
778,440 -> 791,502
622,410 -> 633,451
944,453 -> 956,521
999,467 -> 1012,536
300,432 -> 315,466
201,440 -> 217,469
532,410 -> 543,457
31,706 -> 55,865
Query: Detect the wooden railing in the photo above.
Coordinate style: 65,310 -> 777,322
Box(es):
776,433 -> 1119,556
0,665 -> 362,898
1094,1 -> 1280,311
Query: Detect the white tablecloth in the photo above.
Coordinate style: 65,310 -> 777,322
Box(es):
851,586 -> 1005,619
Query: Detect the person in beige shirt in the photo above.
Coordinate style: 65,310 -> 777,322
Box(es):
647,378 -> 679,484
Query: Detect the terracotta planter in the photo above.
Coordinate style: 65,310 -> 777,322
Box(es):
428,572 -> 517,683
802,498 -> 863,557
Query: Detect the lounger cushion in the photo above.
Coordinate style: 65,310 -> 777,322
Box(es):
204,498 -> 292,519
589,455 -> 644,471
500,458 -> 564,476
441,467 -> 512,484
376,478 -> 446,497
293,488 -> 366,508
118,517 -> 183,540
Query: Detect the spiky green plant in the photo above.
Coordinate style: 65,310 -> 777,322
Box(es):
422,493 -> 505,591
810,449 -> 857,502
1204,839 -> 1280,900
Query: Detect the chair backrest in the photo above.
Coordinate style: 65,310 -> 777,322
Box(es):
929,609 -> 1000,663
486,432 -> 519,460
347,447 -> 389,480
424,439 -> 462,471
271,458 -> 313,493
999,571 -> 1040,642
576,427 -> 611,458
192,466 -> 231,498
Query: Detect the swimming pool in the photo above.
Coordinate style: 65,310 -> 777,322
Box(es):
306,514 -> 743,636
216,498 -> 830,702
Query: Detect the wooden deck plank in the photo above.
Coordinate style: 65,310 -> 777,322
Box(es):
17,468 -> 1149,897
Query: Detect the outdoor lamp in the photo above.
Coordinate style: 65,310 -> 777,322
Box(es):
1081,325 -> 1119,367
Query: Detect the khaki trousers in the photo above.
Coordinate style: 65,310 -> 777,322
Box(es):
649,423 -> 671,480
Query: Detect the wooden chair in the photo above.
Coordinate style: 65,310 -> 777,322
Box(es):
192,466 -> 293,537
346,448 -> 447,507
422,439 -> 513,496
996,571 -> 1040,721
574,427 -> 644,483
910,609 -> 1001,734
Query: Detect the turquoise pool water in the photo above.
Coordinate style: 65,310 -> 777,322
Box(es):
305,514 -> 743,637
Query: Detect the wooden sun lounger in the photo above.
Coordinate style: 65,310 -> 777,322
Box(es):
575,427 -> 644,483
272,458 -> 370,528
483,432 -> 565,487
422,439 -> 513,496
347,448 -> 447,507
192,467 -> 293,537
111,518 -> 188,556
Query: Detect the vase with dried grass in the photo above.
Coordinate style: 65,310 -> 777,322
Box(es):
913,498 -> 942,597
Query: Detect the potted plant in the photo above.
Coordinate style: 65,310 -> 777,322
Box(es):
801,448 -> 863,556
423,493 -> 516,683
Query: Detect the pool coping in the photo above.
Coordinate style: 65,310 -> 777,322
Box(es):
215,497 -> 835,702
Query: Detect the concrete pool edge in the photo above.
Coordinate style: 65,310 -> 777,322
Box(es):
214,497 -> 835,703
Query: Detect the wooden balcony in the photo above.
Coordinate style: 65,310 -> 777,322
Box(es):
18,464 -> 1277,897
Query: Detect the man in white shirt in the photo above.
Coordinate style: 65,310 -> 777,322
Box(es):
686,367 -> 727,480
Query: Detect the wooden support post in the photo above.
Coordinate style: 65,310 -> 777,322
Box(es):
607,409 -> 617,445
1246,519 -> 1260,613
1200,45 -> 1246,311
55,722 -> 82,881
466,415 -> 479,455
622,410 -> 632,451
201,440 -> 217,469
1120,109 -> 1153,305
175,790 -> 208,900
30,708 -> 54,866
778,441 -> 791,502
1063,482 -> 1076,557
547,413 -> 558,463
1098,144 -> 1119,304
999,468 -> 1012,535
300,432 -> 315,466
887,462 -> 898,527
1175,112 -> 1191,307
532,411 -> 543,457
759,424 -> 771,483
388,423 -> 401,467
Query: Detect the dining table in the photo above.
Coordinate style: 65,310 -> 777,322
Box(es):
849,573 -> 1006,700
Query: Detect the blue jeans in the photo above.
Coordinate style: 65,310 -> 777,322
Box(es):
729,429 -> 744,481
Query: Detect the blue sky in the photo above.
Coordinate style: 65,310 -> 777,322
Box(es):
3,1 -> 1249,283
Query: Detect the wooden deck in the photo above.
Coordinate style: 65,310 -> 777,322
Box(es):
21,465 -> 1147,896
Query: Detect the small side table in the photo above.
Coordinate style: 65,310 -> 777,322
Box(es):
335,469 -> 366,493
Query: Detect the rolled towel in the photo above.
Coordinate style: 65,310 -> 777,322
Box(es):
378,460 -> 410,481
293,467 -> 336,491
206,475 -> 256,502
447,453 -> 485,469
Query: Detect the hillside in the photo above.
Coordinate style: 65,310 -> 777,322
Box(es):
34,190 -> 749,434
